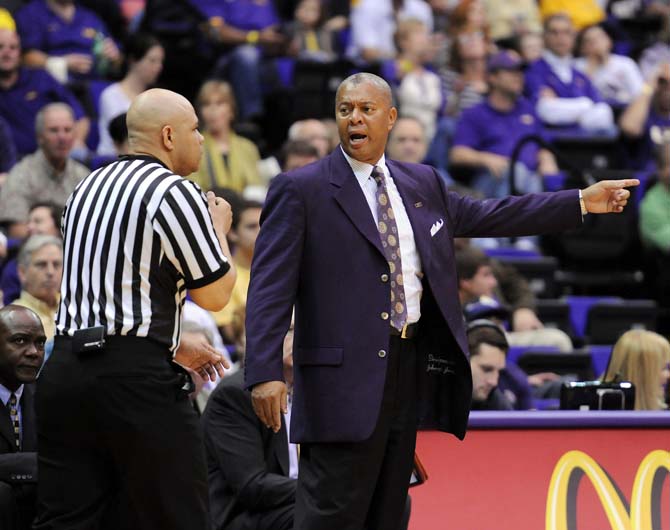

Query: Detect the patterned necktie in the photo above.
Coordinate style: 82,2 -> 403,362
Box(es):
8,393 -> 20,451
371,166 -> 407,331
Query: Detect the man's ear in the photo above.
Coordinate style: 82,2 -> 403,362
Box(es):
227,229 -> 239,244
161,125 -> 175,151
387,106 -> 398,131
17,265 -> 26,285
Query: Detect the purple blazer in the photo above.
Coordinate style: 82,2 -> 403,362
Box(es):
245,148 -> 581,444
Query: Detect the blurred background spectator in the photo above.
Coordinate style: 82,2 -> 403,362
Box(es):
15,0 -> 122,84
575,24 -> 644,111
96,32 -> 163,156
603,329 -> 670,410
0,28 -> 89,158
451,50 -> 558,199
525,14 -> 615,132
0,103 -> 87,239
13,235 -> 62,341
190,80 -> 262,193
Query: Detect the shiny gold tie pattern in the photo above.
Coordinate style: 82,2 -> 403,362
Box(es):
371,166 -> 407,331
8,393 -> 20,450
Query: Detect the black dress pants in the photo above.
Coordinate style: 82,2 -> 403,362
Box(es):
294,335 -> 417,530
33,336 -> 208,530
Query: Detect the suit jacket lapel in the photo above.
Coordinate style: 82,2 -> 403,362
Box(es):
329,149 -> 386,258
0,398 -> 16,452
387,161 -> 434,267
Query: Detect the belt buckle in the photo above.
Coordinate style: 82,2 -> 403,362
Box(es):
401,322 -> 410,339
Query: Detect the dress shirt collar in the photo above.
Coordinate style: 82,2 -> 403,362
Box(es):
543,50 -> 574,84
0,383 -> 24,408
19,290 -> 59,314
340,145 -> 388,186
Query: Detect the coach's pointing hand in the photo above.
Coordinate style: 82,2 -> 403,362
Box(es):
582,179 -> 640,214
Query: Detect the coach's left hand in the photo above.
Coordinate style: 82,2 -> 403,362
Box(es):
582,179 -> 640,214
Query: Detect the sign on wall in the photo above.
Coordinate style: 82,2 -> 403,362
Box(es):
410,429 -> 670,530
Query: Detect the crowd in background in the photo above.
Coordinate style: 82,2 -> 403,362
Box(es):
0,1 -> 669,528
0,1 -> 669,404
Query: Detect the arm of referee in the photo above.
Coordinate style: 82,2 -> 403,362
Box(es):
190,191 -> 237,311
154,182 -> 236,311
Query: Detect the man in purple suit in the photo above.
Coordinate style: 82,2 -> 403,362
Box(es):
245,72 -> 637,530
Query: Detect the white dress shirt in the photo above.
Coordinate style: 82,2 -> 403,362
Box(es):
285,394 -> 299,479
543,50 -> 574,84
341,147 -> 423,323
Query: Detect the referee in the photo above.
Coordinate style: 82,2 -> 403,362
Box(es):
33,89 -> 237,530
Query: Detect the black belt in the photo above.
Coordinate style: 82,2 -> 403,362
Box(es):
390,322 -> 419,339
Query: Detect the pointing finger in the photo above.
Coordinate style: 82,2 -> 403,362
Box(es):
602,179 -> 640,189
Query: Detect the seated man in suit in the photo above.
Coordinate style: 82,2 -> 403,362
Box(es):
202,325 -> 298,530
0,305 -> 46,530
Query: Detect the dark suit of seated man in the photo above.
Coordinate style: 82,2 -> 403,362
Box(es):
0,305 -> 46,530
202,328 -> 297,530
203,369 -> 296,529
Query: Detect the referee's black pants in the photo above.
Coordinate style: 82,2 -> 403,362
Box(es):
293,335 -> 416,530
33,336 -> 208,530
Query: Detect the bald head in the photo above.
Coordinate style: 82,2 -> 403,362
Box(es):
127,88 -> 204,176
127,89 -> 192,145
0,305 -> 41,331
336,73 -> 393,107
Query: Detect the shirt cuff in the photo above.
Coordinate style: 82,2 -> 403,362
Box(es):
579,189 -> 588,217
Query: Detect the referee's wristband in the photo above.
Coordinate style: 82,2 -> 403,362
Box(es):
579,189 -> 588,216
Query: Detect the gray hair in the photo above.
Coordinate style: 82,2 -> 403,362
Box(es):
34,102 -> 75,137
287,119 -> 328,141
336,73 -> 394,105
18,235 -> 62,270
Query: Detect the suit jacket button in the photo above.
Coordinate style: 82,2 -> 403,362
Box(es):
381,274 -> 389,282
378,349 -> 387,358
380,311 -> 389,320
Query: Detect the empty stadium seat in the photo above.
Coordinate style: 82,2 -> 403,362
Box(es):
585,299 -> 658,344
495,256 -> 559,298
535,299 -> 572,335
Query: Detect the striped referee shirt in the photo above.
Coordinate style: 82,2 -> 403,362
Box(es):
55,155 -> 230,352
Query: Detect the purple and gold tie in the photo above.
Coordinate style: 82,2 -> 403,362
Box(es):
8,393 -> 20,450
371,166 -> 407,331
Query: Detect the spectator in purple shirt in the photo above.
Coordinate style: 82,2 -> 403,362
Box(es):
197,0 -> 287,122
451,50 -> 559,198
15,0 -> 121,83
524,13 -> 615,132
0,29 -> 89,157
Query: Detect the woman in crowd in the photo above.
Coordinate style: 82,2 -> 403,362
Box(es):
575,24 -> 644,111
604,329 -> 670,410
440,29 -> 491,119
97,33 -> 164,155
190,80 -> 261,193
